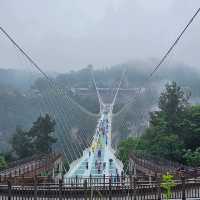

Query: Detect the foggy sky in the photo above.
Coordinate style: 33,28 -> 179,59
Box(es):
0,0 -> 200,72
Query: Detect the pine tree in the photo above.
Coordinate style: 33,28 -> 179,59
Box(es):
11,127 -> 33,158
158,81 -> 189,131
29,114 -> 57,154
11,114 -> 57,158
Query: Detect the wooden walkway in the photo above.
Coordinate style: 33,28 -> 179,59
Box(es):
129,152 -> 200,179
0,153 -> 62,183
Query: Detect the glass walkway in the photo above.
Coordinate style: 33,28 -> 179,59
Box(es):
64,104 -> 123,179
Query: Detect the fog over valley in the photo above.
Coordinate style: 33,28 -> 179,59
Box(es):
0,0 -> 200,71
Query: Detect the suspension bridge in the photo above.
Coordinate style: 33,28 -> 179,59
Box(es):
0,7 -> 200,199
62,68 -> 126,179
65,104 -> 123,179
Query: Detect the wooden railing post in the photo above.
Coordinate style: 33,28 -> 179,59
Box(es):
7,179 -> 11,200
133,176 -> 137,200
181,176 -> 186,200
129,174 -> 132,198
34,176 -> 37,200
109,177 -> 112,200
130,174 -> 132,189
89,174 -> 92,187
103,174 -> 105,189
84,179 -> 87,200
4,174 -> 6,183
157,175 -> 161,200
75,175 -> 78,189
59,179 -> 62,200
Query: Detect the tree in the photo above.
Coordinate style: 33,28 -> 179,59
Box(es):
161,173 -> 176,200
140,82 -> 189,162
158,81 -> 189,131
183,147 -> 200,167
0,155 -> 7,170
11,114 -> 57,158
118,82 -> 200,166
11,127 -> 33,158
146,134 -> 184,162
159,81 -> 189,114
29,114 -> 57,154
177,105 -> 200,150
117,137 -> 145,169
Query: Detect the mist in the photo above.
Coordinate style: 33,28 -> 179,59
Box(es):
0,0 -> 200,72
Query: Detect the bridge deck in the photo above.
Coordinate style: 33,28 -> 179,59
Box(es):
65,105 -> 123,179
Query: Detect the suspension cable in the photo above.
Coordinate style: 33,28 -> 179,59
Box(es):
0,25 -> 97,118
111,68 -> 127,110
148,7 -> 200,79
0,30 -> 90,162
0,26 -> 97,158
90,68 -> 104,112
114,7 -> 200,116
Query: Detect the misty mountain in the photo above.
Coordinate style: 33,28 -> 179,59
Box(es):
0,61 -> 200,151
0,69 -> 40,92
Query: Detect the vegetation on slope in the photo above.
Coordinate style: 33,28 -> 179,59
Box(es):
118,82 -> 200,167
0,155 -> 7,170
11,114 -> 57,159
1,62 -> 200,159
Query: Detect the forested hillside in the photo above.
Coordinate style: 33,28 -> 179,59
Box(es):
0,61 -> 200,152
118,82 -> 200,167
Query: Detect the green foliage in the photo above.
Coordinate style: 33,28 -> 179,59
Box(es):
139,82 -> 189,162
158,81 -> 189,132
183,147 -> 200,167
1,151 -> 14,163
178,105 -> 200,150
117,137 -> 145,169
159,81 -> 189,117
40,171 -> 49,177
11,114 -> 57,159
1,64 -> 200,152
29,114 -> 57,154
0,155 -> 7,170
161,173 -> 176,200
118,81 -> 200,166
145,133 -> 184,161
11,127 -> 33,158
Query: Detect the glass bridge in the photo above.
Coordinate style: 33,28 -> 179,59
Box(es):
64,104 -> 123,179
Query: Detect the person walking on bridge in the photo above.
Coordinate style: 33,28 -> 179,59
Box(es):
98,150 -> 101,158
86,162 -> 88,170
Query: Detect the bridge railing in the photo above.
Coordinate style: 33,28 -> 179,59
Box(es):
129,151 -> 192,176
0,153 -> 62,181
0,176 -> 200,199
2,154 -> 46,169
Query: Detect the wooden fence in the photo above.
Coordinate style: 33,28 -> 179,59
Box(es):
129,152 -> 200,179
0,176 -> 200,199
0,153 -> 62,180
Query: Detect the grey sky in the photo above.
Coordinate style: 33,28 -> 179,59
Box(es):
0,0 -> 199,72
